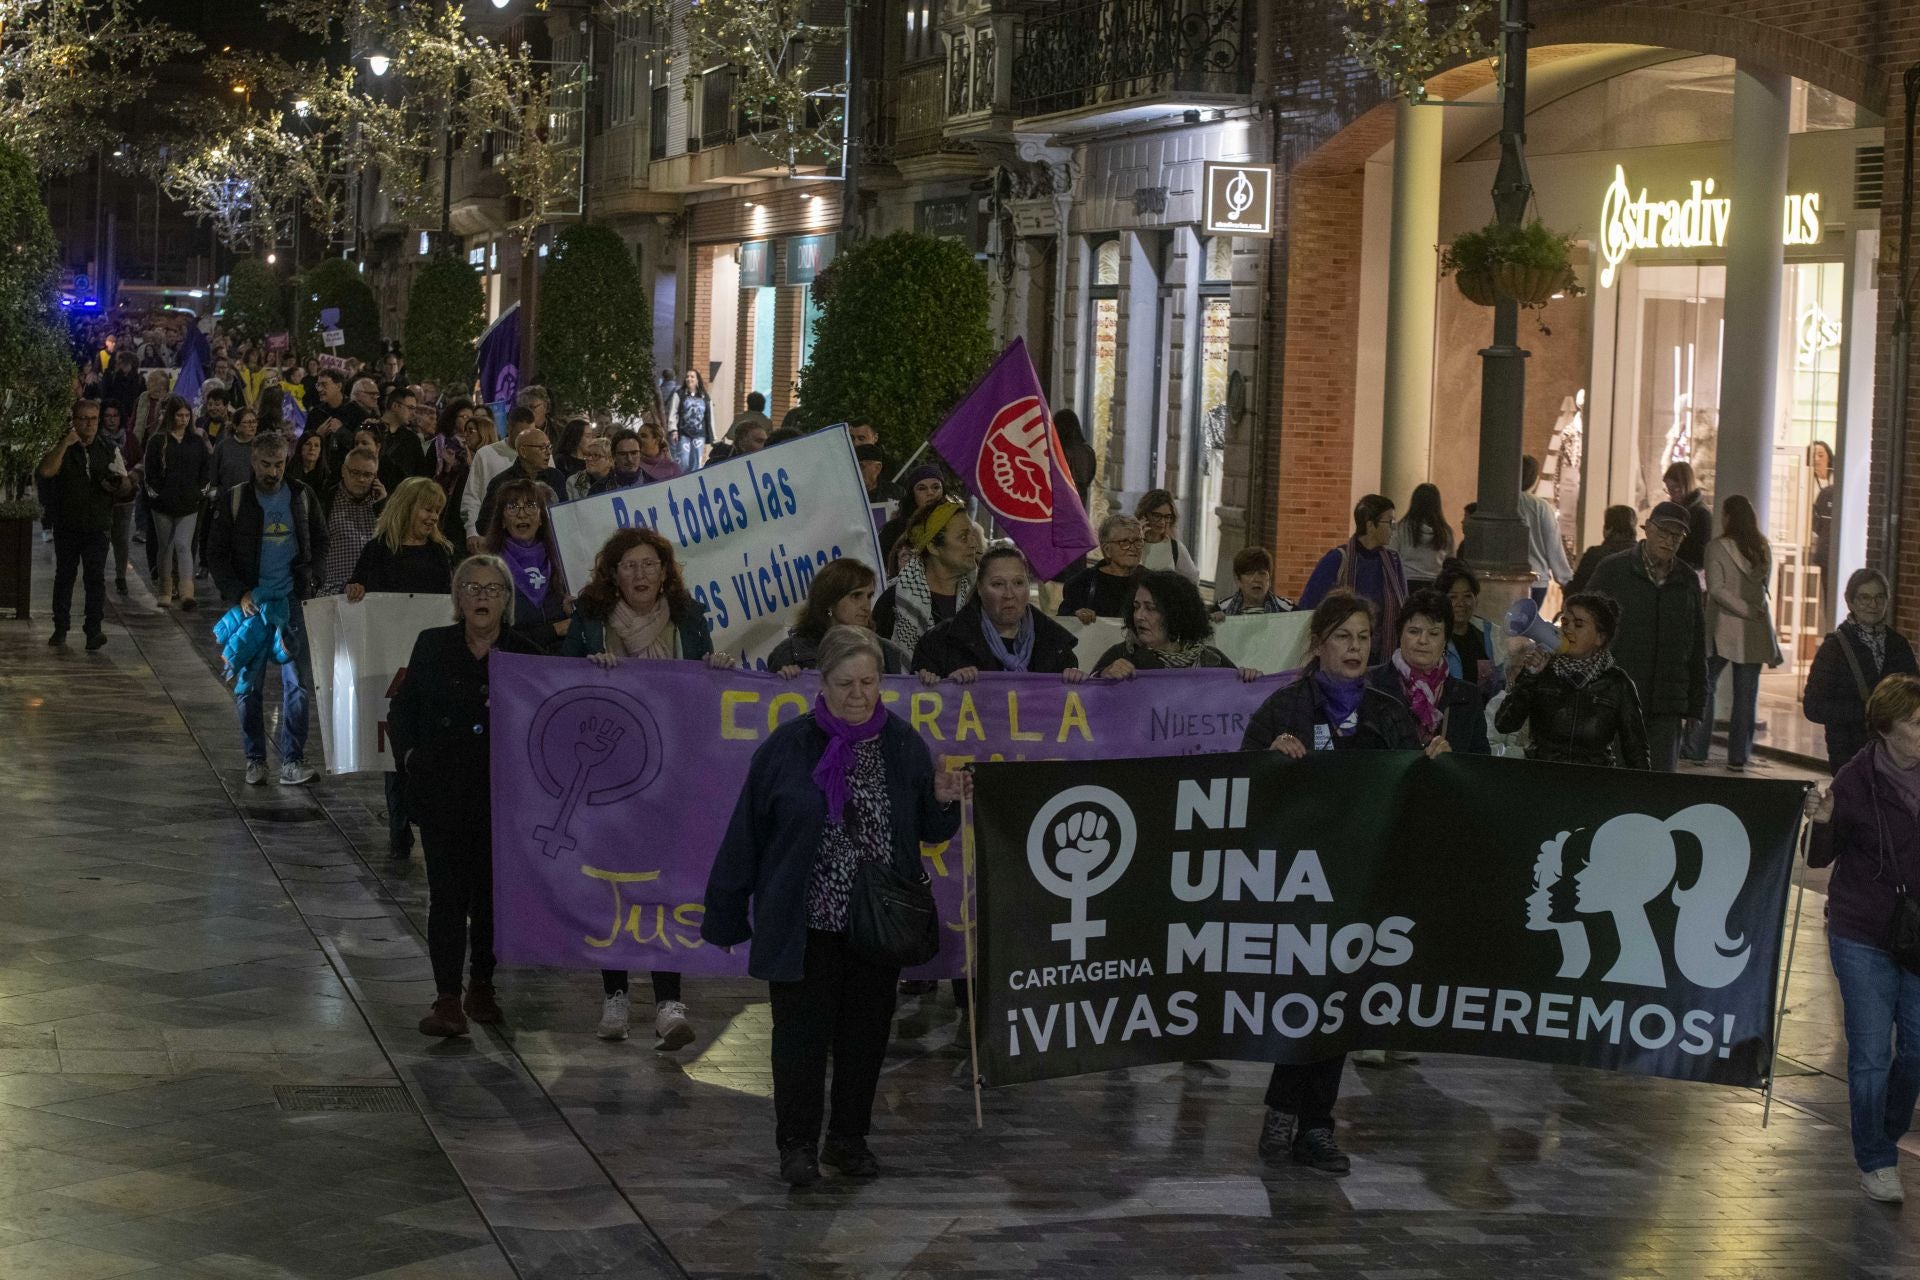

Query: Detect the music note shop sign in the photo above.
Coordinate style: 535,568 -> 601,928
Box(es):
1202,163 -> 1275,238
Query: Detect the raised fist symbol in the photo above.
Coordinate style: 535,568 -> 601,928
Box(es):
1051,810 -> 1111,877
575,715 -> 626,769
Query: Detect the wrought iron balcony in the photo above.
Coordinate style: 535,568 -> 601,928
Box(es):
1012,0 -> 1248,119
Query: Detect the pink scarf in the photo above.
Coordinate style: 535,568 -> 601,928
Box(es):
1391,650 -> 1447,743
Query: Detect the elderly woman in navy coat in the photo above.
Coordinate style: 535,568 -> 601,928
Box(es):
704,626 -> 970,1188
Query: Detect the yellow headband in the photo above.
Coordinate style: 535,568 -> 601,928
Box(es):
909,501 -> 965,552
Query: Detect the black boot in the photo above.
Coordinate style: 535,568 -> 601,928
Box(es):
779,1141 -> 819,1188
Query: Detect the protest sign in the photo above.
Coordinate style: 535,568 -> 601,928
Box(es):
972,751 -> 1807,1089
546,431 -> 884,667
487,659 -> 1283,978
304,592 -> 452,774
1062,613 -> 1311,674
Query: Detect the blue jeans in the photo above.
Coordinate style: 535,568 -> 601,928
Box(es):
1829,934 -> 1920,1172
238,604 -> 312,765
1687,656 -> 1761,765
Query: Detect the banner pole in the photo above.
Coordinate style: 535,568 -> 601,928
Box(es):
890,439 -> 931,485
962,790 -> 984,1130
1764,811 -> 1814,1129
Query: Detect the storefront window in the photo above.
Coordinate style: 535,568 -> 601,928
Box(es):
1778,260 -> 1847,640
749,285 -> 775,407
1192,295 -> 1231,583
1084,238 -> 1121,523
1629,263 -> 1726,514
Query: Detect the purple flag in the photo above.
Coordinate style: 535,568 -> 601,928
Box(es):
173,326 -> 209,408
475,302 -> 520,413
930,338 -> 1095,580
487,656 -> 1286,976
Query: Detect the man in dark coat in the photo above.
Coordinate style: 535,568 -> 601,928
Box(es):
1587,500 -> 1707,772
38,398 -> 132,648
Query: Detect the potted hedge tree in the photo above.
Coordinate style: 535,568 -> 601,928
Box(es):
535,223 -> 652,421
295,257 -> 383,364
1441,219 -> 1582,309
223,256 -> 288,345
0,141 -> 76,618
797,231 -> 992,460
404,252 -> 486,395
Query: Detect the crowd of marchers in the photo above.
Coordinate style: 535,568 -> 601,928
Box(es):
29,320 -> 1919,1204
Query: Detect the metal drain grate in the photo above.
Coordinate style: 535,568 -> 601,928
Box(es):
274,1085 -> 416,1114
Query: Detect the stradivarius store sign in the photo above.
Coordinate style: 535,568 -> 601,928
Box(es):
1597,164 -> 1824,288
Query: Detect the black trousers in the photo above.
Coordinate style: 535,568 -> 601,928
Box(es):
769,929 -> 898,1149
1264,1055 -> 1346,1130
52,529 -> 109,634
600,969 -> 682,1001
421,821 -> 494,995
384,770 -> 411,852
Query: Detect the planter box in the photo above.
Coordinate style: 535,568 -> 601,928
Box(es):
0,515 -> 33,619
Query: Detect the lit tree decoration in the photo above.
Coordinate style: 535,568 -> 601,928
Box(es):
1340,0 -> 1495,103
0,0 -> 198,173
610,0 -> 846,171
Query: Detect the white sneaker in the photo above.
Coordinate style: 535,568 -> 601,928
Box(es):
245,760 -> 268,786
654,999 -> 694,1051
597,992 -> 630,1041
279,760 -> 317,786
1863,1167 -> 1906,1203
1352,1049 -> 1388,1066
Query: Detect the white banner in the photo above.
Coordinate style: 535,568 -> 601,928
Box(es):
304,592 -> 452,775
546,431 -> 885,667
1061,611 -> 1312,674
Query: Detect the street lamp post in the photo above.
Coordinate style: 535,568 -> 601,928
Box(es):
1462,0 -> 1535,596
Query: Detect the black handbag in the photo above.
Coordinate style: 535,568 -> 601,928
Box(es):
1891,886 -> 1920,977
847,858 -> 941,969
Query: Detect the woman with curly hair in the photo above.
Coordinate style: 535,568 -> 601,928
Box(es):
563,526 -> 736,1047
1091,569 -> 1259,680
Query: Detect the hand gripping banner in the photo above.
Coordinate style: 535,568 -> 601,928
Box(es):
972,752 -> 1808,1088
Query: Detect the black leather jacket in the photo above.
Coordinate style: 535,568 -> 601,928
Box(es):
1241,668 -> 1423,753
1494,662 -> 1651,769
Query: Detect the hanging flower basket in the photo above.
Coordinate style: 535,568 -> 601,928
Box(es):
1440,219 -> 1582,310
1495,262 -> 1572,307
1454,267 -> 1498,307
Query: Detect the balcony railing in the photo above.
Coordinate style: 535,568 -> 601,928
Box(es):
897,65 -> 947,156
1012,0 -> 1248,118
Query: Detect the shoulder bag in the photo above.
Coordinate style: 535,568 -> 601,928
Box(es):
847,858 -> 941,969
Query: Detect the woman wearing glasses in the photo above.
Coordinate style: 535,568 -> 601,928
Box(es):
1134,489 -> 1199,583
389,554 -> 541,1038
1058,514 -> 1148,623
484,477 -> 571,653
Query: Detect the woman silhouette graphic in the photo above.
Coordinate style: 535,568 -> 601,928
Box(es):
1525,833 -> 1592,980
1572,804 -> 1752,989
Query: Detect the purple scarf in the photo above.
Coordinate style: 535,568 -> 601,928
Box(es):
636,452 -> 682,483
1310,667 -> 1366,738
812,696 -> 888,824
500,536 -> 553,614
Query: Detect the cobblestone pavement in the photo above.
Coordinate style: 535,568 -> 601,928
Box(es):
4,540 -> 1918,1279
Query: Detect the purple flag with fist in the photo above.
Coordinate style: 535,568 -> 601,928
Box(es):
930,338 -> 1095,580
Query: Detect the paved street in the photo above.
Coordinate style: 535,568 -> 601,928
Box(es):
2,543 -> 1917,1279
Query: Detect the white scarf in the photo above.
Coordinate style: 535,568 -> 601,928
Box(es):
890,556 -> 971,655
608,598 -> 676,659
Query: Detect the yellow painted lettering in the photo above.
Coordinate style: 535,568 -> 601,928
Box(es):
954,691 -> 984,741
672,902 -> 705,948
911,691 -> 945,738
767,691 -> 809,731
579,866 -> 663,948
1058,690 -> 1092,742
720,690 -> 762,740
1007,690 -> 1042,741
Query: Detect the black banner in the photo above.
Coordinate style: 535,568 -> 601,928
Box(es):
973,752 -> 1808,1088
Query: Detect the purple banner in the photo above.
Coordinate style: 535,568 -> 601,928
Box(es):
488,655 -> 1286,977
476,303 -> 520,411
930,338 -> 1095,580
